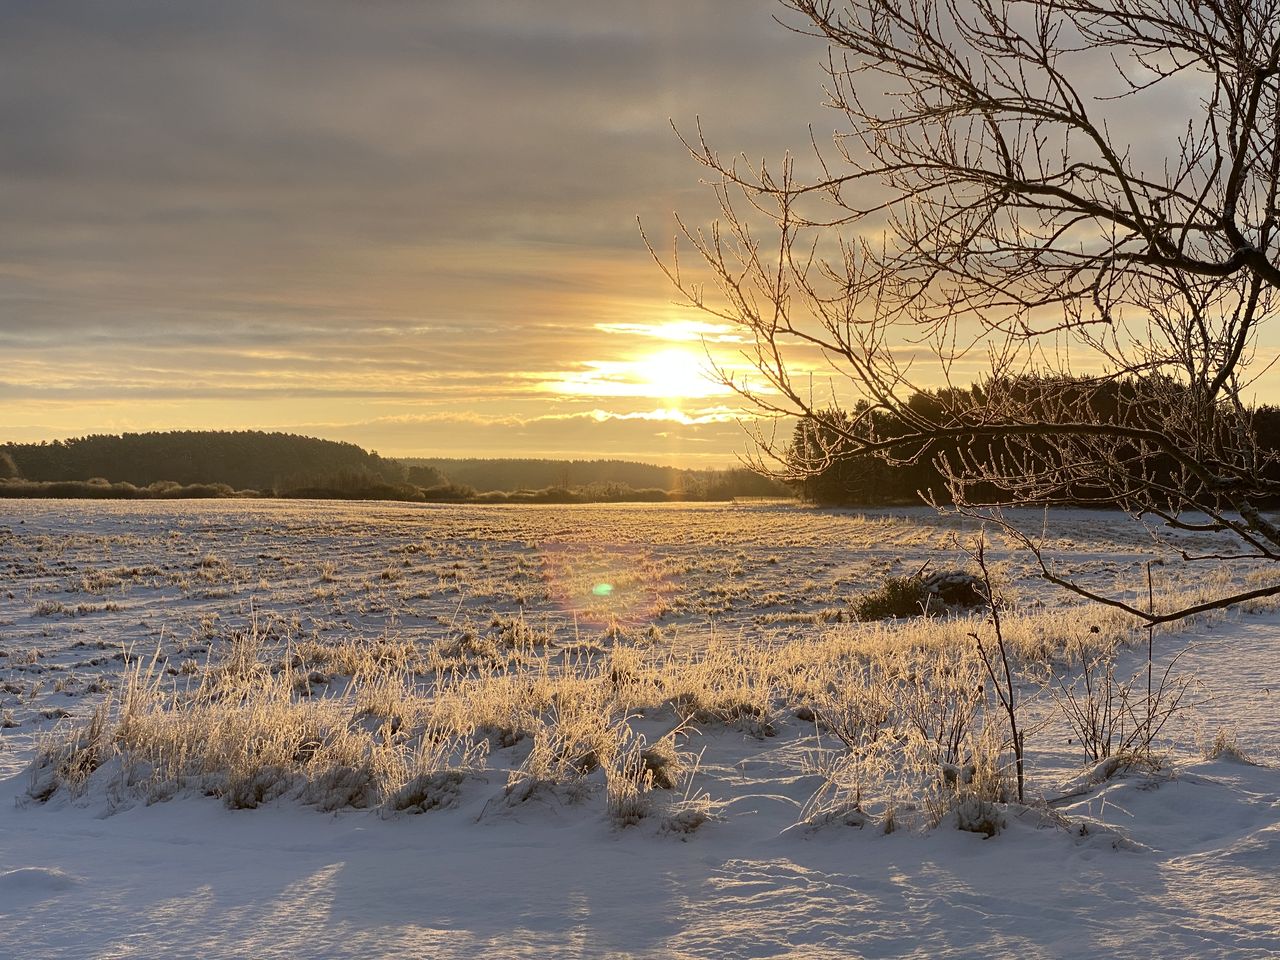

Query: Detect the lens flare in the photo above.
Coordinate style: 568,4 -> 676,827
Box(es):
538,543 -> 671,626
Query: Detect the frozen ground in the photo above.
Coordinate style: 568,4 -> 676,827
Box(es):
0,500 -> 1277,959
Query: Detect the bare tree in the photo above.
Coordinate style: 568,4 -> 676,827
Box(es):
648,0 -> 1280,623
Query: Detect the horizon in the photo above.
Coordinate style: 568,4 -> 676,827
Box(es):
2,426 -> 753,471
2,425 -> 763,473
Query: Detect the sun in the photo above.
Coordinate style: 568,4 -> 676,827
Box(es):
628,347 -> 721,400
545,345 -> 732,401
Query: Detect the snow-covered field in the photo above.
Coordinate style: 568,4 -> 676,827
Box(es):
1,500 -> 1277,959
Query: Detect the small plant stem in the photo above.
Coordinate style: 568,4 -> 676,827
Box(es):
1146,561 -> 1155,754
969,535 -> 1024,803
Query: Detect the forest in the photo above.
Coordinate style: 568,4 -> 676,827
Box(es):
0,432 -> 790,502
0,431 -> 413,496
790,378 -> 1280,508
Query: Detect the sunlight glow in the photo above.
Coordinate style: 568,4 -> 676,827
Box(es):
548,347 -> 731,401
630,347 -> 721,400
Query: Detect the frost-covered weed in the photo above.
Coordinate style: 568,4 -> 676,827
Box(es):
798,643 -> 1016,833
21,516 -> 1254,831
1201,726 -> 1256,764
660,791 -> 723,836
31,646 -> 486,812
28,699 -> 113,801
663,639 -> 779,737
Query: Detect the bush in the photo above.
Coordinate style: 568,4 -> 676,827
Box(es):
420,482 -> 478,501
0,478 -> 240,499
852,575 -> 931,620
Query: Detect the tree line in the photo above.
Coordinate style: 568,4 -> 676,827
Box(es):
403,457 -> 788,499
790,377 -> 1280,509
0,432 -> 790,502
0,431 -> 419,494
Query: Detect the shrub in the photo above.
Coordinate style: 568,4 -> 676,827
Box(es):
852,574 -> 931,620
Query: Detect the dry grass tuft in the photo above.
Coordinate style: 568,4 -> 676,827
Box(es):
24,570 -> 1242,831
1202,726 -> 1257,765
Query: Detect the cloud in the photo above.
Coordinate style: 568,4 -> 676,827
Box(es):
21,1 -> 1160,458
594,320 -> 746,344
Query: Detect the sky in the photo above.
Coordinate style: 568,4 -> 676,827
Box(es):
0,0 -> 838,466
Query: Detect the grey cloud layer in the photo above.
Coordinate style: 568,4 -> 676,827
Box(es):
1,1 -> 823,267
0,1 -> 828,458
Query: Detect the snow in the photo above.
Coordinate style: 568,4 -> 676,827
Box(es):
1,500 -> 1278,958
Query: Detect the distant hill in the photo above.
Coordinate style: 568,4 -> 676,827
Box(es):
2,431 -> 413,493
403,457 -> 790,498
